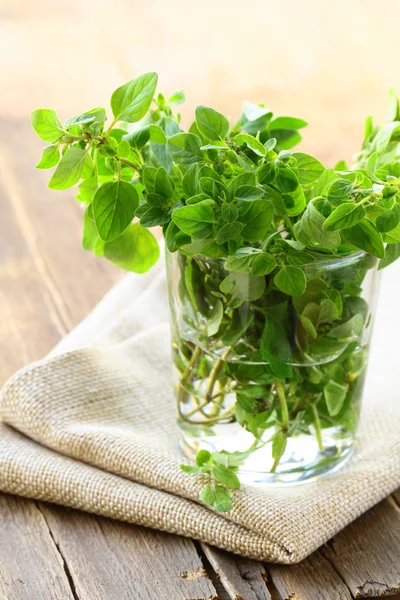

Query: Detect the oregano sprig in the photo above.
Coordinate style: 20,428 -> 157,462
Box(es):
32,74 -> 400,511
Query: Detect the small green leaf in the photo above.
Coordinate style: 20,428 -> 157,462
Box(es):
324,380 -> 349,416
376,205 -> 400,233
269,116 -> 308,130
211,465 -> 240,490
216,221 -> 243,244
172,202 -> 214,238
292,152 -> 325,184
235,133 -> 266,156
82,208 -> 99,251
195,105 -> 230,141
168,90 -> 186,105
221,203 -> 238,223
93,180 -> 139,241
327,178 -> 353,201
379,242 -> 400,270
234,185 -> 264,201
319,299 -> 339,323
196,449 -> 212,466
111,72 -> 158,122
329,314 -> 364,339
167,133 -> 204,166
250,252 -> 276,276
48,147 -> 94,190
276,166 -> 298,192
36,145 -> 60,169
241,199 -> 274,241
200,485 -> 232,512
344,219 -> 385,258
274,266 -> 306,296
31,108 -> 64,142
100,223 -> 159,273
207,300 -> 223,336
271,431 -> 287,469
323,203 -> 366,231
225,247 -> 261,272
220,272 -> 266,301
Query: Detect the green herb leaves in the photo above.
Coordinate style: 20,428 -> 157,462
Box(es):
31,109 -> 64,142
111,72 -> 158,123
93,181 -> 139,241
274,265 -> 306,296
49,147 -> 94,190
195,106 -> 230,141
181,449 -> 243,512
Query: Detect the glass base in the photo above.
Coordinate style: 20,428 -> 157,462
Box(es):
179,421 -> 354,485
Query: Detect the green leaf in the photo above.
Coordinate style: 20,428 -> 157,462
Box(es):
271,431 -> 287,468
211,465 -> 240,489
282,185 -> 306,217
100,223 -> 159,273
48,147 -> 94,190
329,314 -> 364,339
220,272 -> 266,301
274,266 -> 306,296
195,105 -> 230,141
167,133 -> 204,166
343,219 -> 385,258
206,299 -> 224,336
211,451 -> 244,468
376,205 -> 400,233
92,180 -> 139,241
234,185 -> 264,201
196,449 -> 211,466
140,206 -> 169,227
241,102 -> 272,134
235,133 -> 266,156
318,299 -> 339,323
323,203 -> 366,231
172,202 -> 214,238
269,116 -> 308,130
250,252 -> 276,276
168,90 -> 186,105
241,199 -> 274,241
200,485 -> 232,512
299,315 -> 317,339
276,166 -> 298,192
261,303 -> 293,363
225,247 -> 261,272
324,380 -> 349,416
154,167 -> 174,198
36,145 -> 60,169
292,152 -> 324,184
180,464 -> 202,474
82,208 -> 99,251
379,242 -> 400,270
295,202 -> 341,249
216,221 -> 243,244
31,108 -> 64,142
327,178 -> 353,201
111,72 -> 158,122
221,203 -> 238,223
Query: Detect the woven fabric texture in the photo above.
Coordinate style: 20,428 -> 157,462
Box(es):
1,257 -> 399,563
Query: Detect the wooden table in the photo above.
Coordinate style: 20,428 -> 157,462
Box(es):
1,1 -> 400,598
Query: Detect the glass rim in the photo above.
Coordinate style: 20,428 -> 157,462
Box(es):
171,247 -> 370,269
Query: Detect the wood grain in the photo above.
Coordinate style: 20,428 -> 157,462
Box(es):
267,551 -> 352,600
39,504 -> 218,600
322,499 -> 400,598
0,495 -> 75,600
202,544 -> 271,600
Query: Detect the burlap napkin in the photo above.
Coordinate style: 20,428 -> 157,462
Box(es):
1,254 -> 399,564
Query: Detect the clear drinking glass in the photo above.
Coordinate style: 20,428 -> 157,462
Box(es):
166,248 -> 381,484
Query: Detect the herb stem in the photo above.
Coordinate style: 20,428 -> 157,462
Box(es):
275,379 -> 289,430
205,348 -> 231,403
311,404 -> 324,452
120,157 -> 139,171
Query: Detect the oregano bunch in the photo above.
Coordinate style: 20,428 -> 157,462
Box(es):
32,73 -> 400,511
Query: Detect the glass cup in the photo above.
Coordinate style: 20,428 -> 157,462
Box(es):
166,248 -> 380,484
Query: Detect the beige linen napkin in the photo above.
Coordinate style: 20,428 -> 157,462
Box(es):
1,256 -> 399,564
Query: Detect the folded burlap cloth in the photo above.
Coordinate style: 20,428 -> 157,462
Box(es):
1,256 -> 399,564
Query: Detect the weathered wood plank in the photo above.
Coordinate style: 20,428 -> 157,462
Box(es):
0,495 -> 75,600
201,544 -> 271,600
267,551 -> 352,600
322,499 -> 400,598
39,503 -> 217,600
